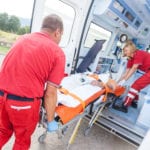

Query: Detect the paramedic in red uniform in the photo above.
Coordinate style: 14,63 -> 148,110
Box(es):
0,14 -> 65,150
113,40 -> 150,113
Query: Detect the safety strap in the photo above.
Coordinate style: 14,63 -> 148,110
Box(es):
59,87 -> 85,111
58,74 -> 114,109
102,85 -> 109,102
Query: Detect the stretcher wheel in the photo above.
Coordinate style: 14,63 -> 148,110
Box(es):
38,133 -> 46,143
62,126 -> 68,135
84,127 -> 91,136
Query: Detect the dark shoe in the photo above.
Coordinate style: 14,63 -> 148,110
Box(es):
131,100 -> 138,108
112,103 -> 128,113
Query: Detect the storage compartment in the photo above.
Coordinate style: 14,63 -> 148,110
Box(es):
95,57 -> 113,74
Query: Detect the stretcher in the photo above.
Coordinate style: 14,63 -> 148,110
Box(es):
38,73 -> 125,149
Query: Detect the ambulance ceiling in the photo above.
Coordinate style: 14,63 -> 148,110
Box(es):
93,0 -> 150,38
126,0 -> 150,24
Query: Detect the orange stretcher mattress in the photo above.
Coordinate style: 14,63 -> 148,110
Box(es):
55,74 -> 125,124
56,88 -> 105,124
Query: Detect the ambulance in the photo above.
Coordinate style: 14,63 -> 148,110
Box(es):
31,0 -> 150,149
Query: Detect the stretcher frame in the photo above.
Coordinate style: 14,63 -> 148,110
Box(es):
38,103 -> 91,149
38,74 -> 125,149
38,94 -> 117,150
84,93 -> 118,136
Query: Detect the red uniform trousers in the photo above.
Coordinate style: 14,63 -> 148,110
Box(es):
0,93 -> 41,150
124,70 -> 150,106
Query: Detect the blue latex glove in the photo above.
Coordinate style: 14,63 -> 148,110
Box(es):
47,120 -> 59,132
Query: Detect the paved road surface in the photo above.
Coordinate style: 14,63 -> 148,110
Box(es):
3,119 -> 137,150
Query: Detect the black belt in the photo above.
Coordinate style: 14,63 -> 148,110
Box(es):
0,91 -> 34,101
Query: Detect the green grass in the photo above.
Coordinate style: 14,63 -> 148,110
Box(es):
0,30 -> 19,43
0,45 -> 10,54
0,30 -> 20,54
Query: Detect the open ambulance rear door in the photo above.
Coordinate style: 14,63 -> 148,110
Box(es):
31,0 -> 93,74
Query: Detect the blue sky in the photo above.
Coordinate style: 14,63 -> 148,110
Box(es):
0,0 -> 34,18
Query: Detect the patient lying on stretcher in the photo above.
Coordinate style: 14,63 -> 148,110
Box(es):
40,73 -> 125,134
53,73 -> 125,124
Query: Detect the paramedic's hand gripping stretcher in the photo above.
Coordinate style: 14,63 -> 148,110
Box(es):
39,73 -> 125,147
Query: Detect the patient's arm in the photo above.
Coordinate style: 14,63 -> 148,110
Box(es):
90,80 -> 104,88
91,79 -> 117,91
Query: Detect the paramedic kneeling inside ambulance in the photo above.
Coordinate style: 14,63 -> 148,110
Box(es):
113,40 -> 150,113
0,14 -> 65,150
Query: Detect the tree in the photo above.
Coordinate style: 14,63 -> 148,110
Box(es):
0,13 -> 9,31
17,26 -> 30,35
7,15 -> 21,33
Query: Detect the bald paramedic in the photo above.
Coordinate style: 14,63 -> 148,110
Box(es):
0,14 -> 65,150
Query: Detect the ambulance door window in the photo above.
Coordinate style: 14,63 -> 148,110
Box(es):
84,23 -> 111,51
43,0 -> 75,47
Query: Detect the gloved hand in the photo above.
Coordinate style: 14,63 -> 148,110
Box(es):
118,79 -> 126,86
47,120 -> 59,132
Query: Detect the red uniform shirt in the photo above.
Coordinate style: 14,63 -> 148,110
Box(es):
127,50 -> 150,72
0,32 -> 65,98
